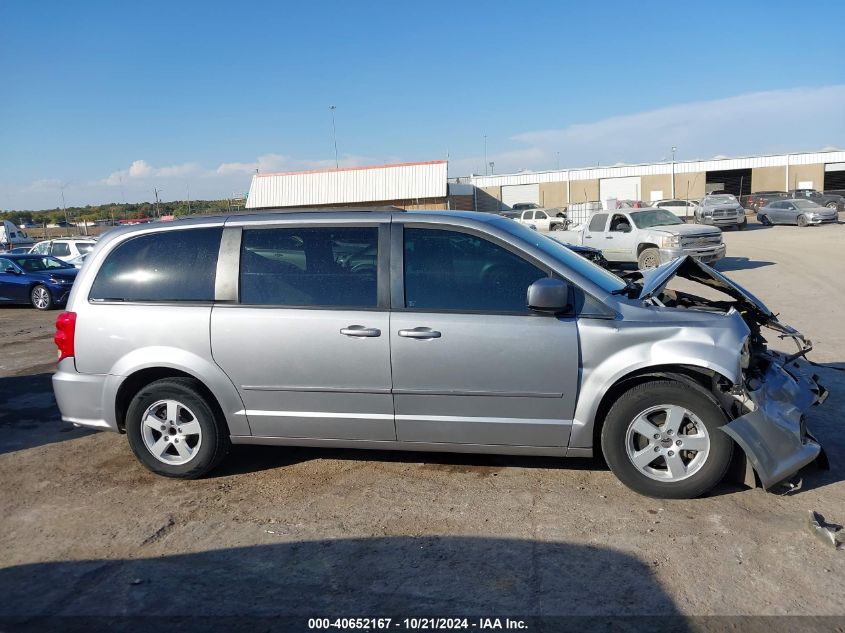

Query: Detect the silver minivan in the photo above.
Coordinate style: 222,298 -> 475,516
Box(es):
52,210 -> 828,498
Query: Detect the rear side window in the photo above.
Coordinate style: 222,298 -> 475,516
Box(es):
240,226 -> 379,307
90,228 -> 222,302
403,228 -> 546,313
588,214 -> 607,231
51,242 -> 71,257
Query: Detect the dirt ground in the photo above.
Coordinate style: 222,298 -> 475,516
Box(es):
1,219 -> 844,624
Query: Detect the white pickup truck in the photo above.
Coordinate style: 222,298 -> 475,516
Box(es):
553,207 -> 725,269
508,204 -> 568,232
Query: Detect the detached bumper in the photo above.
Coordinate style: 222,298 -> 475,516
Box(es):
659,244 -> 726,265
722,355 -> 827,490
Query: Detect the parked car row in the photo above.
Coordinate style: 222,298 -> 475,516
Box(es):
0,254 -> 78,310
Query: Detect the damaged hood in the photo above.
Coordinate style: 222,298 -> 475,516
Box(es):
639,255 -> 775,318
636,256 -> 811,356
638,256 -> 773,317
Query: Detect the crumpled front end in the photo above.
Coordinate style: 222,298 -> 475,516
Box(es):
635,256 -> 831,491
723,352 -> 828,490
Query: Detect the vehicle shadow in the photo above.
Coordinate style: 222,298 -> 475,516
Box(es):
712,256 -> 775,272
0,537 -> 689,627
217,444 -> 608,479
0,372 -> 93,455
785,361 -> 845,493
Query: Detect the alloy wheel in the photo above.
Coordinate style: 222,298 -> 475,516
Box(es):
140,399 -> 203,465
31,287 -> 50,309
625,404 -> 710,482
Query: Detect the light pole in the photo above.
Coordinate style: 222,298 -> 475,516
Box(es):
489,161 -> 495,175
483,135 -> 488,176
329,105 -> 339,168
556,151 -> 560,170
671,146 -> 677,198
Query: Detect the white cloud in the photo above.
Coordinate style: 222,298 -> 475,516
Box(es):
215,153 -> 373,176
102,159 -> 201,186
480,85 -> 845,173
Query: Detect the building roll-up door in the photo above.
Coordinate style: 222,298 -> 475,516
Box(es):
599,177 -> 642,207
501,184 -> 540,209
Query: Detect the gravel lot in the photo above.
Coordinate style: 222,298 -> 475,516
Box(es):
1,220 -> 844,623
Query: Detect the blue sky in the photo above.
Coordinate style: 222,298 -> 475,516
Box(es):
2,0 -> 844,210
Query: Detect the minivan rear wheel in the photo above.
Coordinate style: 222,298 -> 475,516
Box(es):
126,378 -> 230,479
601,380 -> 733,499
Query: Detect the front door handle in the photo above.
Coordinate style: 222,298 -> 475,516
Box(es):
398,327 -> 442,339
340,325 -> 381,337
606,236 -> 614,239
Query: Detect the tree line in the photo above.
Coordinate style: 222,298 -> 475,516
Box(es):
0,199 -> 241,226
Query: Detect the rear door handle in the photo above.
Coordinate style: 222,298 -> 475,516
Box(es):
605,236 -> 614,239
340,325 -> 381,337
398,327 -> 441,339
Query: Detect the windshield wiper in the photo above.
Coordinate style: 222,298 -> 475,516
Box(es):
610,278 -> 641,298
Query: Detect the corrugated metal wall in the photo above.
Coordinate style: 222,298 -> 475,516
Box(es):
469,151 -> 845,188
247,161 -> 448,209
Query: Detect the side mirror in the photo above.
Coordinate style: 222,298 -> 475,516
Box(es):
527,278 -> 571,314
4,266 -> 18,274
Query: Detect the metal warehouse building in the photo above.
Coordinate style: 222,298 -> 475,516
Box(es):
467,149 -> 845,212
246,160 -> 474,210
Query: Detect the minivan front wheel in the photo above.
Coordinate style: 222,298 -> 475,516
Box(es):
601,380 -> 733,499
126,378 -> 230,478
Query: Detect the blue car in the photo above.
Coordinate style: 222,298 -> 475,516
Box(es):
0,254 -> 78,310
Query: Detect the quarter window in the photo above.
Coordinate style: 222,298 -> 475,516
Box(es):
89,228 -> 222,302
240,226 -> 379,307
403,228 -> 546,312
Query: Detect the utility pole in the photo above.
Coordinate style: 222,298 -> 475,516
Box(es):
556,151 -> 560,170
62,189 -> 70,238
483,135 -> 488,176
671,146 -> 677,198
154,187 -> 162,218
187,185 -> 192,215
329,105 -> 339,168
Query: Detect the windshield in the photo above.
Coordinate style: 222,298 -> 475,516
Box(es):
794,199 -> 822,209
77,242 -> 96,254
630,209 -> 684,229
9,256 -> 73,272
489,217 -> 626,293
703,195 -> 737,205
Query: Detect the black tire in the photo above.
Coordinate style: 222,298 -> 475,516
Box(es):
551,223 -> 566,231
737,218 -> 747,230
637,248 -> 660,270
758,214 -> 771,226
30,284 -> 53,310
125,377 -> 230,479
797,214 -> 809,228
825,202 -> 837,209
600,380 -> 734,499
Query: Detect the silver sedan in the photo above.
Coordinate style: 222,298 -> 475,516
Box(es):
757,198 -> 839,227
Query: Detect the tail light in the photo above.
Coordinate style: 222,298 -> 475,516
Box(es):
55,311 -> 76,362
